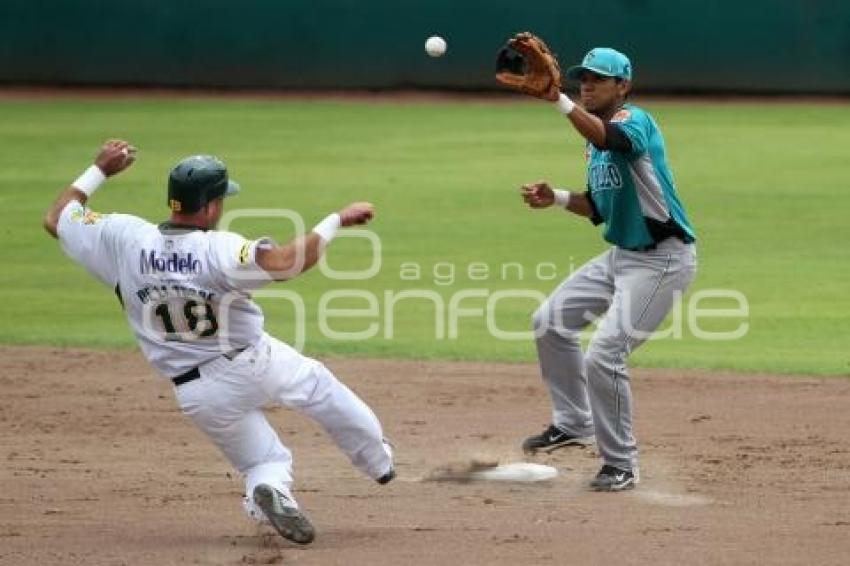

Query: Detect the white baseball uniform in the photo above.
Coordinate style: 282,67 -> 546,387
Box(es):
57,200 -> 393,519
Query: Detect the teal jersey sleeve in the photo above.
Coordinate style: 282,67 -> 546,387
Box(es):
611,106 -> 650,157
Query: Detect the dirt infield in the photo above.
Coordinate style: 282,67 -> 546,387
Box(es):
1,346 -> 849,565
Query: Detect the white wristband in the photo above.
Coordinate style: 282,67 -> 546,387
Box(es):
312,213 -> 341,242
554,93 -> 576,115
72,165 -> 107,197
553,189 -> 571,208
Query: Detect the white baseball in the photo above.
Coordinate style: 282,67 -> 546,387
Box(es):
425,36 -> 447,57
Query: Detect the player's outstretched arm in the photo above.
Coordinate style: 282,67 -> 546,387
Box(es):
561,100 -> 607,147
256,202 -> 374,281
552,93 -> 632,152
520,181 -> 593,218
43,140 -> 137,238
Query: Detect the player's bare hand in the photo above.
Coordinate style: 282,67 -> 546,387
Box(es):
339,202 -> 375,227
520,181 -> 555,208
94,139 -> 137,177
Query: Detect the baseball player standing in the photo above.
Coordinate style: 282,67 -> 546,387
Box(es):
43,140 -> 395,543
497,36 -> 697,491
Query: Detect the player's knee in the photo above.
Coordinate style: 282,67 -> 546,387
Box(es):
303,361 -> 337,402
533,304 -> 581,344
586,339 -> 628,376
313,361 -> 335,383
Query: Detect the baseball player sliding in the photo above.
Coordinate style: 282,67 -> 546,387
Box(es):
43,140 -> 394,544
497,35 -> 697,491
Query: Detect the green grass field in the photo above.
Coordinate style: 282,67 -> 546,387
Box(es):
0,96 -> 847,375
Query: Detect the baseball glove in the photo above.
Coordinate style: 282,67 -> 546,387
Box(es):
495,32 -> 562,101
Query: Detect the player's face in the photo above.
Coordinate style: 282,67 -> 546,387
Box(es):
579,72 -> 630,117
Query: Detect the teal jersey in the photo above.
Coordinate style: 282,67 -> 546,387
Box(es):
585,103 -> 696,250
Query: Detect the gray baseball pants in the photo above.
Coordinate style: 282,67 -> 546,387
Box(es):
532,238 -> 697,471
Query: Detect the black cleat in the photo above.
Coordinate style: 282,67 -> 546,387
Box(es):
589,465 -> 636,492
522,424 -> 595,454
252,484 -> 315,544
376,468 -> 396,485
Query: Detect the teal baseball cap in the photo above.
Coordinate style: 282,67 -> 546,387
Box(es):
566,48 -> 632,81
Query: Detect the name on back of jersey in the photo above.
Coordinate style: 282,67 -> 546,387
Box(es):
140,249 -> 203,275
136,284 -> 215,305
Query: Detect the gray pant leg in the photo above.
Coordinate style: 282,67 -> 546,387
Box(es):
533,250 -> 615,436
586,242 -> 697,470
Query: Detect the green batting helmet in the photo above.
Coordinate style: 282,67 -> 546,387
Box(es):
167,155 -> 240,213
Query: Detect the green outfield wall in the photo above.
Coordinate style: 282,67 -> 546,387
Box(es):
1,0 -> 848,93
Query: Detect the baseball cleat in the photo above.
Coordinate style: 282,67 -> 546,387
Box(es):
252,484 -> 315,544
376,468 -> 396,485
589,465 -> 636,492
522,424 -> 595,454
